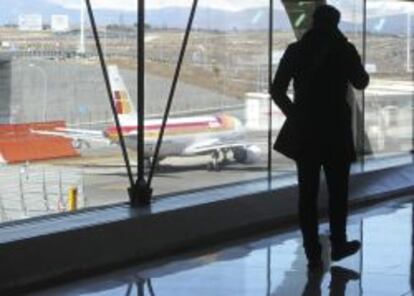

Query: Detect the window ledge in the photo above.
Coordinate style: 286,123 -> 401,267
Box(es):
1,155 -> 414,292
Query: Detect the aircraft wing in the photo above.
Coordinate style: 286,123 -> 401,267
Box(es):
31,128 -> 111,145
183,138 -> 249,155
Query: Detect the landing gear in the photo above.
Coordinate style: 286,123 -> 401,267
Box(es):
222,148 -> 230,165
207,150 -> 221,171
144,157 -> 161,171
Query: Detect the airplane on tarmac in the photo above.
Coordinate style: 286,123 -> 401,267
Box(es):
34,65 -> 262,171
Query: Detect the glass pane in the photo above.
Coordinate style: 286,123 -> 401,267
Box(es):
271,1 -> 301,178
329,0 -> 365,169
0,1 -> 137,222
148,1 -> 270,197
365,0 -> 414,163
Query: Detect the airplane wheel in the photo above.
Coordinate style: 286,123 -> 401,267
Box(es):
208,150 -> 221,172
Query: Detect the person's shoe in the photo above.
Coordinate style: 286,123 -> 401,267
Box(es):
330,266 -> 360,281
331,240 -> 361,261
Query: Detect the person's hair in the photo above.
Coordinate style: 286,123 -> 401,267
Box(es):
312,5 -> 341,29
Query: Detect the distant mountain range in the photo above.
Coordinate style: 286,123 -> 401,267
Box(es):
0,1 -> 410,36
147,7 -> 413,36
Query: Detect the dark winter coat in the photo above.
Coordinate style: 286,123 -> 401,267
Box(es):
271,27 -> 369,162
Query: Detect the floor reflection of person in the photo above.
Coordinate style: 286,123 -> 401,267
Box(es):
271,4 -> 369,271
126,277 -> 155,296
302,266 -> 360,296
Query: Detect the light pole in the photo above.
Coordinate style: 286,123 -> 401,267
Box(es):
29,64 -> 48,121
78,0 -> 86,54
407,11 -> 412,73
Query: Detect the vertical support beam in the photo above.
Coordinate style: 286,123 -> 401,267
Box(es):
361,0 -> 367,168
137,0 -> 146,186
128,0 -> 153,207
267,0 -> 274,184
412,14 -> 414,160
407,12 -> 412,73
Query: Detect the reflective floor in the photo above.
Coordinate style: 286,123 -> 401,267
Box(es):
34,196 -> 414,296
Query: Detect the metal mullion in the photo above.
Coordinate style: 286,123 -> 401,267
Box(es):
147,0 -> 199,187
361,0 -> 367,170
137,0 -> 145,184
412,21 -> 414,163
411,7 -> 414,162
268,0 -> 274,185
85,0 -> 134,188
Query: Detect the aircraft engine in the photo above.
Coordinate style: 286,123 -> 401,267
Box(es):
233,145 -> 262,164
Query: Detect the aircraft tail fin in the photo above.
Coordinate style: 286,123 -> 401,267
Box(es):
108,65 -> 136,116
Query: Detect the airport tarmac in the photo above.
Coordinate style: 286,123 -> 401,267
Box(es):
0,130 -> 299,224
51,140 -> 296,207
0,133 -> 411,224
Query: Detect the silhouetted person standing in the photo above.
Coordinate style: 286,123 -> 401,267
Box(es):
271,5 -> 369,270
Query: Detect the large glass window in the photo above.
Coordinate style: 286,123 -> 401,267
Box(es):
0,1 -> 137,222
0,1 -> 413,223
365,0 -> 414,162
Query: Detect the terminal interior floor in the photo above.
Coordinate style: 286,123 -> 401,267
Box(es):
34,195 -> 414,296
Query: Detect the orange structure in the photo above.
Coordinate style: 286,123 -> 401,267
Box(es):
0,121 -> 79,164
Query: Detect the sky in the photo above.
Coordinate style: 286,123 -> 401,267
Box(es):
48,0 -> 414,20
48,0 -> 273,11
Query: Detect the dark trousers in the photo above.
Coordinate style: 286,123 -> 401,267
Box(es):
296,158 -> 351,260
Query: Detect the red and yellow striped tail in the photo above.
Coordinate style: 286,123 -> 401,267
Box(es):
114,90 -> 133,115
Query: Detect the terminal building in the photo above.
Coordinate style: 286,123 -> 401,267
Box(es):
1,0 -> 414,295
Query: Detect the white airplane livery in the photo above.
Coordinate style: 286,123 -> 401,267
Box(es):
35,65 -> 262,170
